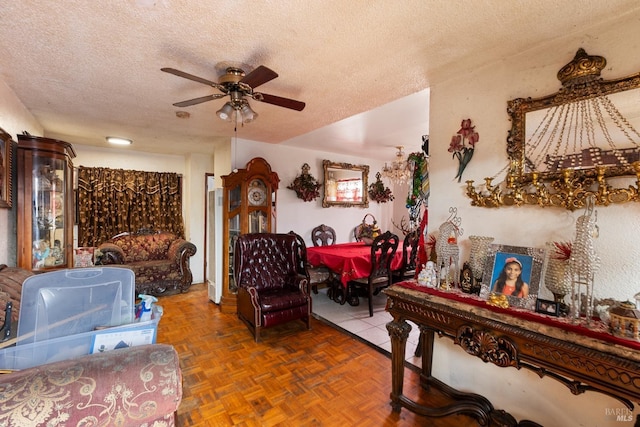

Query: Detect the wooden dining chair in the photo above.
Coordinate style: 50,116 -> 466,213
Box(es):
393,229 -> 420,283
289,230 -> 334,295
348,231 -> 399,317
311,224 -> 336,247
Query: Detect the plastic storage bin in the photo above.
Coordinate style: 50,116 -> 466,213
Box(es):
17,267 -> 135,344
0,307 -> 162,370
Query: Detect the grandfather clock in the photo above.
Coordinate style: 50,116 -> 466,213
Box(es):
219,157 -> 279,313
16,134 -> 76,272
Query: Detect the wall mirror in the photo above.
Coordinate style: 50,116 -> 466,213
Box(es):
467,48 -> 640,210
322,160 -> 369,208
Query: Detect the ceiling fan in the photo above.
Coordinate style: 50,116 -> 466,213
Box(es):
161,65 -> 305,123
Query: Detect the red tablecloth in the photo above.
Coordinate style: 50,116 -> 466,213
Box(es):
307,242 -> 405,287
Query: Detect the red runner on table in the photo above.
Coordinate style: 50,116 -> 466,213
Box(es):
396,280 -> 640,352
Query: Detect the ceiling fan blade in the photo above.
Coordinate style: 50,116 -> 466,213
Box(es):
173,94 -> 224,107
161,68 -> 226,91
241,65 -> 278,89
256,92 -> 306,111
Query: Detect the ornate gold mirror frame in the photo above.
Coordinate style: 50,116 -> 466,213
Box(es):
466,48 -> 640,210
322,160 -> 369,208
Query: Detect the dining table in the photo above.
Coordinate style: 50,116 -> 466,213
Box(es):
306,241 -> 406,304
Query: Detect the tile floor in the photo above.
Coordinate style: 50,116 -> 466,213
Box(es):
311,286 -> 422,368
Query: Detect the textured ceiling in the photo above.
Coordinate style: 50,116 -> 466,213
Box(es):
0,1 -> 639,159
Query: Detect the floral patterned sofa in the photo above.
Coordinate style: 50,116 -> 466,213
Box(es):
97,228 -> 197,296
0,344 -> 182,426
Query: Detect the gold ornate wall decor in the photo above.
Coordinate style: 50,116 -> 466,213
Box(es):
322,160 -> 369,208
466,48 -> 640,210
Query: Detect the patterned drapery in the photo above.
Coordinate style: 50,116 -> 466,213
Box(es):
77,167 -> 185,246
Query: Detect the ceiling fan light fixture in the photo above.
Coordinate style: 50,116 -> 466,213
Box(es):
216,102 -> 235,121
163,64 -> 305,123
240,102 -> 258,123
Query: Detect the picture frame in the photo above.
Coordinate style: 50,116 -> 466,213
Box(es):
460,262 -> 479,295
535,298 -> 560,316
0,128 -> 14,208
480,244 -> 546,309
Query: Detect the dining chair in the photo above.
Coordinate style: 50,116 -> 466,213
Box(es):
393,229 -> 420,283
306,225 -> 337,294
311,224 -> 336,247
348,230 -> 399,317
289,231 -> 334,296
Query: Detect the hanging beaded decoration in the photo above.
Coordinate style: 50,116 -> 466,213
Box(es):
435,207 -> 463,290
569,195 -> 600,325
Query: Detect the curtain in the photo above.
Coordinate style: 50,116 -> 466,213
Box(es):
77,167 -> 185,246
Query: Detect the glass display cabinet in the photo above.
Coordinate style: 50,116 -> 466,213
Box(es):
219,157 -> 279,313
17,134 -> 76,272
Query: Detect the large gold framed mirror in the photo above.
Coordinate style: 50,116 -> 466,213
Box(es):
466,48 -> 640,210
322,160 -> 369,208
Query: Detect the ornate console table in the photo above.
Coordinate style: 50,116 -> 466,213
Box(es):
384,282 -> 640,426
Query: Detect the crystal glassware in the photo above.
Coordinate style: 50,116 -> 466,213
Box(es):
544,242 -> 572,303
468,235 -> 494,285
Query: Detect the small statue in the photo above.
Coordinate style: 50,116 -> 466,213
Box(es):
418,261 -> 437,287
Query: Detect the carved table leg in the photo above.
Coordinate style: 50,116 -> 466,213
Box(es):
386,318 -> 411,412
386,321 -> 508,425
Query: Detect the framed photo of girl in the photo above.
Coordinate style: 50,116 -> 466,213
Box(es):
0,128 -> 14,209
481,244 -> 546,309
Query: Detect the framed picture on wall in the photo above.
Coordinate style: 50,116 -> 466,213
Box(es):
0,128 -> 14,208
481,244 -> 545,309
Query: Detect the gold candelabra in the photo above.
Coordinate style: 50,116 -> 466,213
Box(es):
466,160 -> 640,211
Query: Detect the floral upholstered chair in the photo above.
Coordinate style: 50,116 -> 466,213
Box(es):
0,344 -> 182,426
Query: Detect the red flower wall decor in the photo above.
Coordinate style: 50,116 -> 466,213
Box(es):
449,118 -> 479,182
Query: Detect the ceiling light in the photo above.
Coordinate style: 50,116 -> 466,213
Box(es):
106,136 -> 132,145
240,103 -> 258,123
216,102 -> 235,122
381,146 -> 412,185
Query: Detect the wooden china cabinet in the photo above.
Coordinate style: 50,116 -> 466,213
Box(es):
219,157 -> 279,313
16,134 -> 76,272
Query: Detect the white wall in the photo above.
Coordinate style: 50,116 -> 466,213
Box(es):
427,11 -> 640,426
233,138 -> 420,245
0,80 -> 43,266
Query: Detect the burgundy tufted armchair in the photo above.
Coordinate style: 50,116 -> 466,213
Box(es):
234,233 -> 311,342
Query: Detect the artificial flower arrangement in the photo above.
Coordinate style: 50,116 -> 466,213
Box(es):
287,163 -> 322,202
550,241 -> 572,260
449,118 -> 479,182
368,172 -> 394,203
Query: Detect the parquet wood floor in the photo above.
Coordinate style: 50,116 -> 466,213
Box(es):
156,284 -> 478,426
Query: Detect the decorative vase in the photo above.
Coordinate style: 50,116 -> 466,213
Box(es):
468,235 -> 494,285
544,242 -> 572,303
